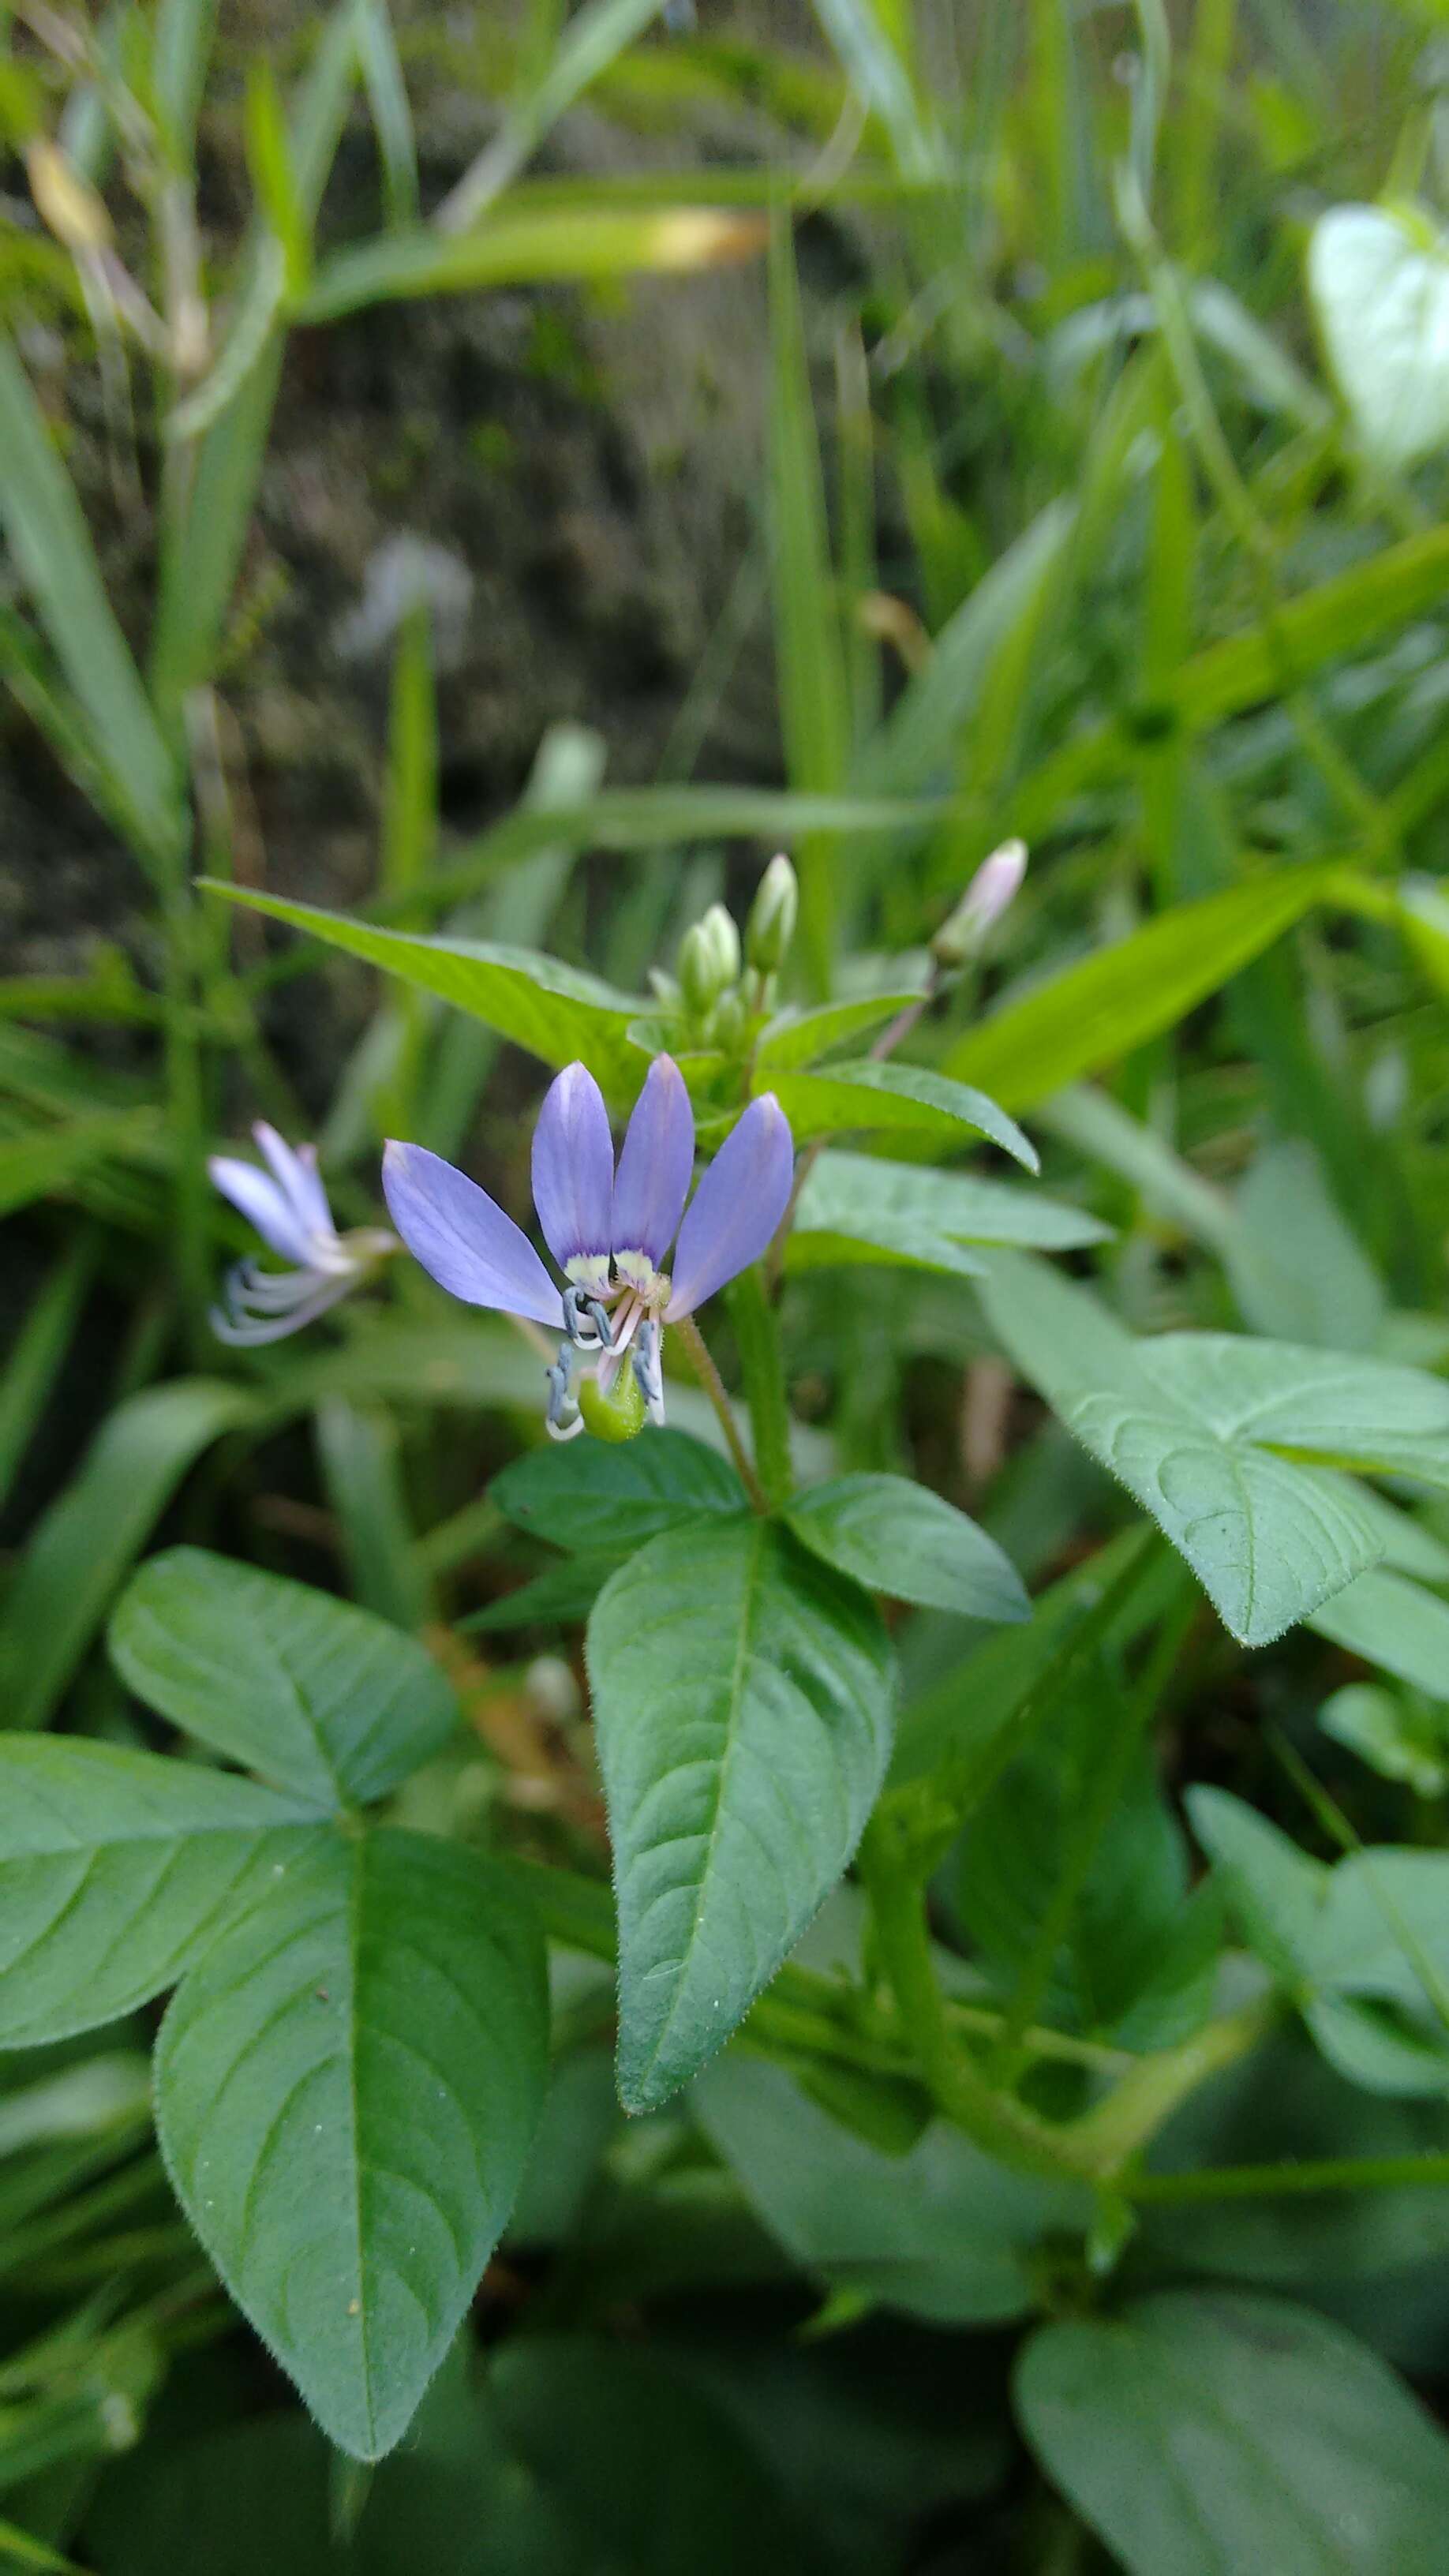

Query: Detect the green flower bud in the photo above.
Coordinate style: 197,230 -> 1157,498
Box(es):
745,852 -> 799,974
930,840 -> 1027,967
700,900 -> 742,989
679,902 -> 741,1018
678,923 -> 721,1018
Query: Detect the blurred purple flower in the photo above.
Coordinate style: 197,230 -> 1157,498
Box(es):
208,1123 -> 395,1345
383,1056 -> 793,1439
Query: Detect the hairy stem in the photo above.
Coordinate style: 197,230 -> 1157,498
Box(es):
670,1312 -> 768,1512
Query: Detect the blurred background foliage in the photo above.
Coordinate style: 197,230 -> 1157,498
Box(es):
5,0 -> 1449,2567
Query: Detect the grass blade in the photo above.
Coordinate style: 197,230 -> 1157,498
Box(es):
0,1382 -> 256,1732
0,338 -> 182,875
768,215 -> 852,995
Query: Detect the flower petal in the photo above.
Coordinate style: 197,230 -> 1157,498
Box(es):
612,1054 -> 695,1267
253,1122 -> 333,1243
208,1156 -> 313,1264
383,1142 -> 564,1327
665,1093 -> 794,1320
531,1063 -> 615,1275
211,1266 -> 354,1346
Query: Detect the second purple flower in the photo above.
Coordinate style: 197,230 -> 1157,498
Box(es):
383,1057 -> 793,1439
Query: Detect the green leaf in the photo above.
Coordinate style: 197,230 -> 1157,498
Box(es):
299,204 -> 767,322
767,1061 -> 1037,1167
462,1554 -> 627,1634
0,1382 -> 257,1734
1017,2290 -> 1449,2574
945,869 -> 1339,1110
974,1252 -> 1449,1645
1013,530 -> 1449,838
0,336 -> 182,872
0,1110 -> 160,1220
1308,1850 -> 1449,2098
0,1737 -> 323,2046
755,994 -> 925,1073
1309,204 -> 1449,470
315,1398 -> 429,1633
1226,1139 -> 1384,1351
587,1518 -> 894,2111
809,0 -> 940,178
1185,1787 -> 1327,1992
155,1827 -> 549,2458
961,1672 -> 1219,2045
694,2054 -> 1087,2321
1189,1788 -> 1449,2095
0,1234 -> 96,1515
244,63 -> 311,292
1319,1684 -> 1449,1800
438,0 -> 680,223
491,2334 -> 807,2574
355,0 -> 418,226
889,1526 -> 1168,1790
788,1147 -> 1110,1281
149,0 -> 360,721
110,1548 -> 458,1808
852,504 -> 1073,806
1309,1567 -> 1449,1705
199,885 -> 645,1090
492,1428 -> 747,1554
87,2417 -> 332,2576
152,0 -> 221,165
784,1474 -> 1028,1622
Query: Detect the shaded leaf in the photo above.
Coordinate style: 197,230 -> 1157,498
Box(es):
695,2054 -> 1086,2322
0,1737 -> 322,2046
110,1548 -> 459,1808
1017,2289 -> 1449,2574
156,1828 -> 548,2458
492,1429 -> 747,1555
0,1382 -> 258,1734
200,886 -> 645,1090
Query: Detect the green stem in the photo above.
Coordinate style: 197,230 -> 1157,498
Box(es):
1067,1998 -> 1277,2174
727,1265 -> 793,1508
860,1815 -> 1103,2182
1129,2149 -> 1449,2206
669,1312 -> 768,1513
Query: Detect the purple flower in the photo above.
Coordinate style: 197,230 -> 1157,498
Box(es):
383,1056 -> 794,1439
208,1123 -> 395,1345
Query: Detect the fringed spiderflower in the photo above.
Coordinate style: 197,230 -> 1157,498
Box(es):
208,1123 -> 396,1346
382,1056 -> 793,1440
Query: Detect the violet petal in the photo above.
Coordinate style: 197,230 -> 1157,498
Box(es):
531,1062 -> 615,1274
208,1156 -> 313,1265
612,1054 -> 695,1267
665,1093 -> 794,1320
383,1141 -> 564,1327
253,1122 -> 333,1242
